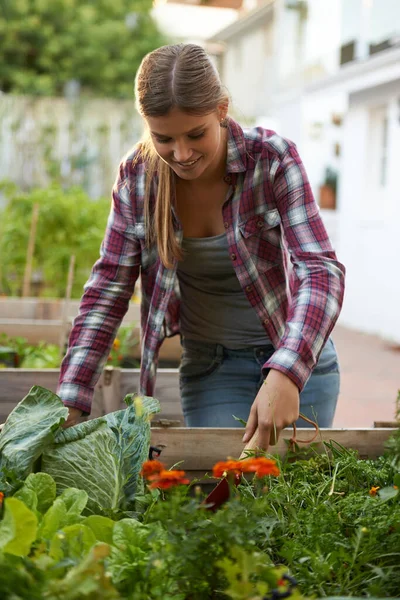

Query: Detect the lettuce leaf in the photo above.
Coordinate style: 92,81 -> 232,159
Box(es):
0,497 -> 38,557
0,386 -> 68,494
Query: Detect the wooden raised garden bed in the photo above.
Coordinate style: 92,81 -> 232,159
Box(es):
0,297 -> 182,363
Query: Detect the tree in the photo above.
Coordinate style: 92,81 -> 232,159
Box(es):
0,0 -> 168,98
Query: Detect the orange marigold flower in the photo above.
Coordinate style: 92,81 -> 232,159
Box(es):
147,469 -> 190,489
369,486 -> 380,496
113,338 -> 121,350
240,457 -> 280,478
212,460 -> 244,478
0,491 -> 4,507
140,459 -> 165,479
394,485 -> 399,490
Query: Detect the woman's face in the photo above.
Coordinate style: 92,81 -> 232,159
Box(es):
145,107 -> 227,182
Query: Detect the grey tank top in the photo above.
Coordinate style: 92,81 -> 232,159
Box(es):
177,232 -> 270,348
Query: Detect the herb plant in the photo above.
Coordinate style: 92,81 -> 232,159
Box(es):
0,387 -> 399,599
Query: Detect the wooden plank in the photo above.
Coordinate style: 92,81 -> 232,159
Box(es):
150,427 -> 397,470
22,203 -> 40,297
59,254 -> 76,351
0,298 -> 141,323
0,424 -> 395,464
0,320 -> 72,345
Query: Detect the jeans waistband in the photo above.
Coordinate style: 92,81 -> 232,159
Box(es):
181,337 -> 275,360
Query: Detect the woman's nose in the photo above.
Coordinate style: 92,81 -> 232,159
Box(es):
173,142 -> 192,163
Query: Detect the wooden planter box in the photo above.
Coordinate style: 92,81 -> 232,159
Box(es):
150,427 -> 397,477
0,367 -> 397,479
0,297 -> 141,322
0,297 -> 182,363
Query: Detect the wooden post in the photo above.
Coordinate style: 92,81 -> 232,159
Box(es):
59,254 -> 75,352
91,367 -> 122,418
22,203 -> 39,297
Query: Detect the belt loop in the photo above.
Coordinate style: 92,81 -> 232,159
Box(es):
215,344 -> 224,361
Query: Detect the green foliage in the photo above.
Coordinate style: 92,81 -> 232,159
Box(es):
0,497 -> 38,557
0,331 -> 139,369
0,334 -> 62,369
1,386 -> 400,598
384,390 -> 400,469
0,183 -> 110,298
0,0 -> 168,98
0,386 -> 160,516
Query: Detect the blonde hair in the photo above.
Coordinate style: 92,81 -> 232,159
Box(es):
134,43 -> 228,268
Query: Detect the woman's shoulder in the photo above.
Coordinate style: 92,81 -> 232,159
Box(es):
242,124 -> 297,161
117,144 -> 147,181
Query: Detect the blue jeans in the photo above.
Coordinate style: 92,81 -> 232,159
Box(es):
179,337 -> 340,428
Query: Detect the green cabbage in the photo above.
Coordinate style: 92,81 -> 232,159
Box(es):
0,386 -> 159,514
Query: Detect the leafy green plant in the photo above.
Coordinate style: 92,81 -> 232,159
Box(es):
0,182 -> 110,297
0,387 -> 400,599
384,390 -> 400,469
0,387 -> 159,516
0,334 -> 62,368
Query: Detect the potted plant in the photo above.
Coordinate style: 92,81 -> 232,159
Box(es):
319,166 -> 337,210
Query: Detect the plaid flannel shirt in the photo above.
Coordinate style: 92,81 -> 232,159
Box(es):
58,117 -> 345,414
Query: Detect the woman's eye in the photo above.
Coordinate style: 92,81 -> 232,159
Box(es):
155,137 -> 171,144
188,132 -> 205,140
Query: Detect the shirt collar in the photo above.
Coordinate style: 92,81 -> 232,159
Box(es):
225,117 -> 247,174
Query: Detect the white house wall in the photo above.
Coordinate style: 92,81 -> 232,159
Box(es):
223,21 -> 275,120
338,83 -> 400,343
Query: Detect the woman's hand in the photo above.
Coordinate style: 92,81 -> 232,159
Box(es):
62,407 -> 83,429
242,369 -> 299,451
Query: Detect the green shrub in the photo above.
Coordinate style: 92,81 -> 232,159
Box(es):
0,182 -> 110,298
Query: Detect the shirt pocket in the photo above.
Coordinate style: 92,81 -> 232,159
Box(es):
238,209 -> 283,271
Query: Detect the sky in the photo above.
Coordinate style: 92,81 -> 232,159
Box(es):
152,1 -> 238,42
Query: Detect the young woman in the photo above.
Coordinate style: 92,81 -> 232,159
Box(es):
58,43 -> 345,450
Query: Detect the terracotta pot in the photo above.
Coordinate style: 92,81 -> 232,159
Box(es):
319,185 -> 336,210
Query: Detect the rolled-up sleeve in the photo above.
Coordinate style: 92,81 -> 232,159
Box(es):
57,162 -> 141,414
263,143 -> 346,390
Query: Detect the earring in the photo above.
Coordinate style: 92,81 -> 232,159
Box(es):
220,117 -> 228,128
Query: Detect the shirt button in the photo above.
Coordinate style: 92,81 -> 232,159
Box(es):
245,285 -> 252,292
224,222 -> 229,229
257,220 -> 264,228
263,318 -> 269,326
230,253 -> 236,261
223,175 -> 232,184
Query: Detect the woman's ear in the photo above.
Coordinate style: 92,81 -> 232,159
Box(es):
218,101 -> 229,122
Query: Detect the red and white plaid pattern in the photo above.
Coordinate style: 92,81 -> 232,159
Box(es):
58,118 -> 345,414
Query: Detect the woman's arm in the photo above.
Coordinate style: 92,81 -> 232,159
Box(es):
57,160 -> 142,416
243,140 -> 345,450
264,142 -> 345,391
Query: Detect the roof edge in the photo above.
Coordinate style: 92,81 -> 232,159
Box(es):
207,0 -> 275,43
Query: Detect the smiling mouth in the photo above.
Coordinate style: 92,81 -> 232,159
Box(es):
175,157 -> 201,167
